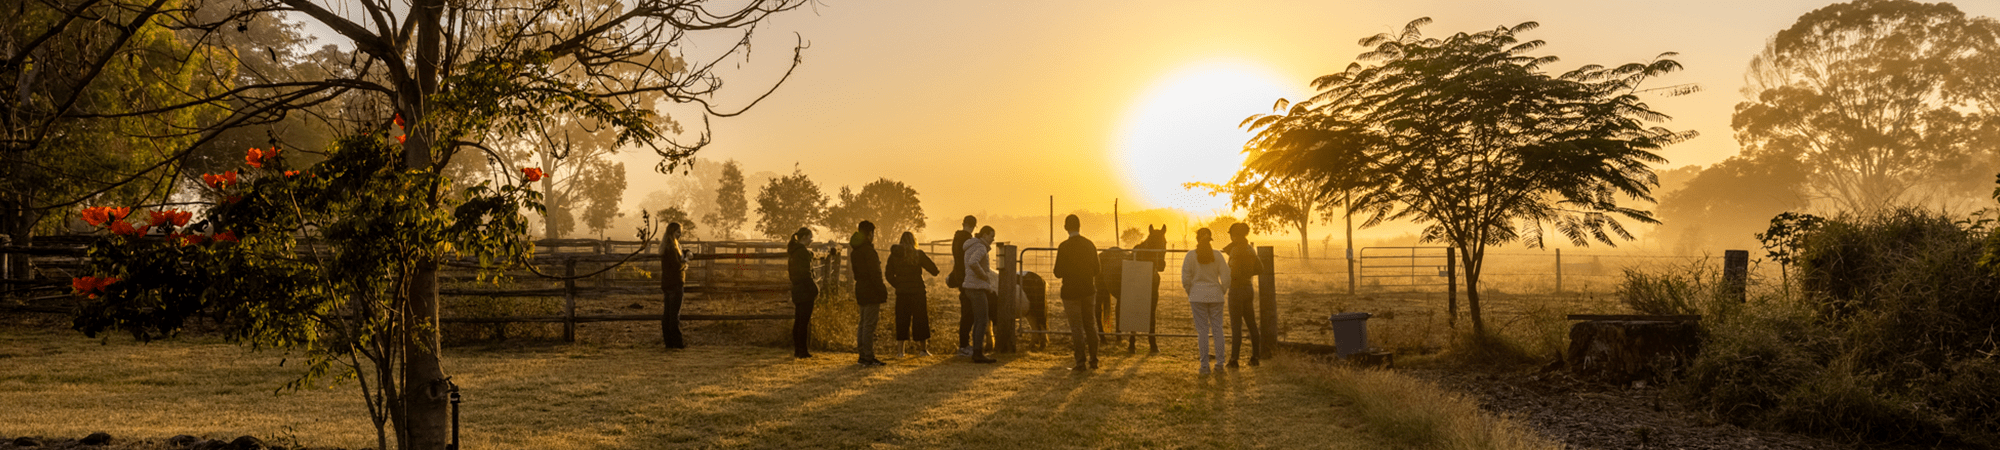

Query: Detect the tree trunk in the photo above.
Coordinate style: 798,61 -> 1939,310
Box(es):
1295,221 -> 1309,260
400,258 -> 451,450
1460,246 -> 1484,335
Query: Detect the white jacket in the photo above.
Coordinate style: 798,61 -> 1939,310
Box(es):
1181,249 -> 1230,303
962,236 -> 997,291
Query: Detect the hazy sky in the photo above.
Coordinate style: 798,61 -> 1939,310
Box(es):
613,0 -> 2000,231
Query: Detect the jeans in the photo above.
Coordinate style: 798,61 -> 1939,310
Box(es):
1062,293 -> 1099,366
792,283 -> 818,357
857,303 -> 881,361
964,289 -> 992,357
662,286 -> 686,349
1191,301 -> 1227,368
1228,289 -> 1259,364
957,289 -> 972,349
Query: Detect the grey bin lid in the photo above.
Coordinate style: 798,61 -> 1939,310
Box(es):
1329,312 -> 1372,322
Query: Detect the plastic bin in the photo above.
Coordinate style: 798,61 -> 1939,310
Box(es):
1328,312 -> 1373,358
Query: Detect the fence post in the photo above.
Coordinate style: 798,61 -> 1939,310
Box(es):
1446,248 -> 1457,329
1256,246 -> 1277,359
996,243 -> 1019,353
596,239 -> 609,289
563,258 -> 577,343
1555,248 -> 1563,294
1723,249 -> 1749,303
1,234 -> 10,296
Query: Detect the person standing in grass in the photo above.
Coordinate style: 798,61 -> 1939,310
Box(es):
789,227 -> 819,359
1053,214 -> 1101,371
1181,228 -> 1231,375
885,231 -> 939,357
960,225 -> 999,363
850,221 -> 889,367
661,221 -> 688,350
1223,223 -> 1265,368
948,215 -> 976,356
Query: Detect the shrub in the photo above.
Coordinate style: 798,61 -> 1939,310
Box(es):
1614,258 -> 1716,316
1673,208 -> 2000,446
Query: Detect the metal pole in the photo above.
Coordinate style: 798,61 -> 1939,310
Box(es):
1048,196 -> 1054,248
1555,248 -> 1563,294
564,258 -> 577,343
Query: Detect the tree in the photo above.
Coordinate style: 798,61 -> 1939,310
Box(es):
45,0 -> 809,448
1734,0 -> 2000,213
2,0 -> 232,275
1240,18 -> 1693,334
755,168 -> 826,240
658,206 -> 698,236
1655,155 -> 1810,252
702,159 -> 749,239
1191,176 -> 1338,258
822,178 -> 926,242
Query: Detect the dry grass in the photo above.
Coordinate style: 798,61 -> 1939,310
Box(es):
0,325 -> 1559,450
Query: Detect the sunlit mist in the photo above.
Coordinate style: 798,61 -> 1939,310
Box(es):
1117,61 -> 1300,215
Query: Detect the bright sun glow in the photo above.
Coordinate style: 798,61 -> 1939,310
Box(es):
1118,61 -> 1300,215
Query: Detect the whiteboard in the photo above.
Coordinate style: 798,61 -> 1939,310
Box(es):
1117,260 -> 1154,333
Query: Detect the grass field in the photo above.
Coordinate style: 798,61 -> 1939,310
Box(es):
0,325 -> 1554,450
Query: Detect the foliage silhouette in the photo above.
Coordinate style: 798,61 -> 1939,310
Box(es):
1240,18 -> 1693,334
756,168 -> 828,240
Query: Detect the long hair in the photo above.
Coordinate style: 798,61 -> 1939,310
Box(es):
899,231 -> 919,263
1195,228 -> 1215,264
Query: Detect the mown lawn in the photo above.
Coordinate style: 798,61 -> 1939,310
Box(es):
0,327 -> 1553,449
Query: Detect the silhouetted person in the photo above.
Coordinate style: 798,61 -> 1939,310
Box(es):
1019,271 -> 1048,351
885,231 -> 939,357
960,226 -> 999,363
1182,228 -> 1230,375
788,227 -> 818,358
850,221 -> 888,366
1053,214 -> 1100,370
1224,223 -> 1265,367
661,221 -> 687,349
1096,246 -> 1126,345
948,215 -> 976,356
1132,225 -> 1169,354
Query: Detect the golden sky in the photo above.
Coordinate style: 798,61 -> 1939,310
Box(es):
606,0 -> 1996,235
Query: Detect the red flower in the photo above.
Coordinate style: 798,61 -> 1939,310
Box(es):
396,135 -> 407,144
203,171 -> 238,189
109,221 -> 150,237
81,207 -> 132,227
71,276 -> 119,299
174,233 -> 208,246
246,148 -> 265,168
522,167 -> 545,183
283,170 -> 300,177
214,231 -> 239,243
394,114 -> 404,128
147,210 -> 191,227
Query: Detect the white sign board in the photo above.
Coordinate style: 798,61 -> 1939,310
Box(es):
1117,260 -> 1154,333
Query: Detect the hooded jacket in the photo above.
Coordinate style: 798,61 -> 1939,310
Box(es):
885,244 -> 940,294
850,231 -> 888,305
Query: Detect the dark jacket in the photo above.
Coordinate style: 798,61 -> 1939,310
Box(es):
1223,241 -> 1264,291
849,232 -> 888,305
788,238 -> 815,287
1053,235 -> 1098,300
885,244 -> 940,295
661,237 -> 685,289
946,229 -> 972,288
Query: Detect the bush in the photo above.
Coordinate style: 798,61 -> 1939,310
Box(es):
1672,208 -> 2000,446
1615,258 -> 1717,316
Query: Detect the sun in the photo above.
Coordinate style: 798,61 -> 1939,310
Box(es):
1117,61 -> 1300,215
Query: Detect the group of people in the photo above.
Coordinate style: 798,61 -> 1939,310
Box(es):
684,213 -> 1268,375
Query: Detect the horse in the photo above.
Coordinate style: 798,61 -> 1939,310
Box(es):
1127,225 -> 1169,353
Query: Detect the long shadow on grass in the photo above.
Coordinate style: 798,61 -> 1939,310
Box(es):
929,351 -> 1156,448
720,353 -> 1020,447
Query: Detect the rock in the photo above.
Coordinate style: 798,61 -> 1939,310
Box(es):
190,439 -> 228,450
12,436 -> 41,447
1565,320 -> 1702,383
226,435 -> 266,450
80,432 -> 112,445
167,435 -> 201,447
